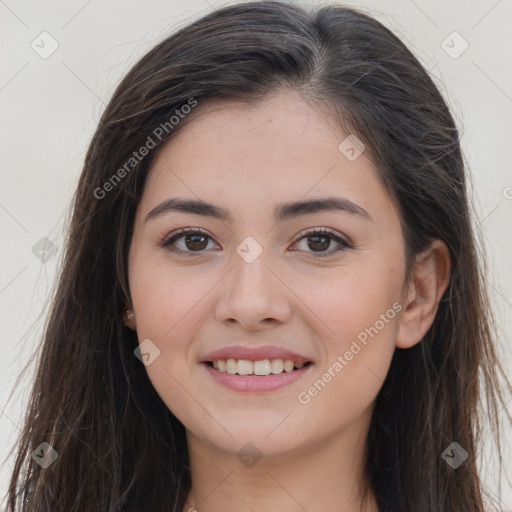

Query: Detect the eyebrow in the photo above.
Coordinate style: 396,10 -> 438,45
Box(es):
144,196 -> 372,225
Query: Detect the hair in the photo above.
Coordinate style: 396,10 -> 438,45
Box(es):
3,2 -> 511,511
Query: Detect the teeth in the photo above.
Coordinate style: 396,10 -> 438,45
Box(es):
226,358 -> 237,374
283,360 -> 294,372
210,358 -> 307,376
254,359 -> 271,376
237,359 -> 253,375
270,359 -> 283,374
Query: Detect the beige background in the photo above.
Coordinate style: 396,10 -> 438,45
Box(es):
1,0 -> 511,509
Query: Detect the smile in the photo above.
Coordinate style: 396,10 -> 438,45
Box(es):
202,359 -> 314,392
206,358 -> 311,376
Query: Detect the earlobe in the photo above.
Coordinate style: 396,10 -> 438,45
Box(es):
395,239 -> 451,349
123,303 -> 137,330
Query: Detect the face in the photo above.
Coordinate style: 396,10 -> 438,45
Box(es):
127,90 -> 407,457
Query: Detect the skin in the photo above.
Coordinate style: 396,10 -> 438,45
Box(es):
125,90 -> 450,512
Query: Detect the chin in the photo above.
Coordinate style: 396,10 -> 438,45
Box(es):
189,418 -> 314,459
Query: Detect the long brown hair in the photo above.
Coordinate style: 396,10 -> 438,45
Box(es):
3,2 -> 511,511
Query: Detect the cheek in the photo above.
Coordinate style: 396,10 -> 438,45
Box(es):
289,257 -> 403,346
129,255 -> 213,340
295,338 -> 395,445
128,256 -> 218,422
290,256 -> 401,413
295,289 -> 399,437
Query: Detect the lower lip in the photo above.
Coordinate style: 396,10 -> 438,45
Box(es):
202,363 -> 314,392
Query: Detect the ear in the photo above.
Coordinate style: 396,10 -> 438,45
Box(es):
123,302 -> 137,330
395,239 -> 451,349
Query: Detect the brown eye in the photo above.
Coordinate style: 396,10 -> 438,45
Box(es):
183,234 -> 208,251
160,228 -> 218,255
293,228 -> 352,257
306,234 -> 331,252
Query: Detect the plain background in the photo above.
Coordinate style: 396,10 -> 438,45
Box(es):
1,0 -> 511,509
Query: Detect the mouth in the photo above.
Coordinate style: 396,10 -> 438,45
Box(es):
203,358 -> 314,376
201,358 -> 314,392
199,345 -> 315,392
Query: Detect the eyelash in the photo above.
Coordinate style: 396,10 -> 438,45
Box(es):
158,227 -> 353,258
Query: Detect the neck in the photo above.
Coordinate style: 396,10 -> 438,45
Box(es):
183,414 -> 379,512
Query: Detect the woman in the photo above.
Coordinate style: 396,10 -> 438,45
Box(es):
4,2 -> 511,511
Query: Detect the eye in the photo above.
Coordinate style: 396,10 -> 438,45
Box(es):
159,227 -> 352,257
159,227 -> 219,255
292,228 -> 352,258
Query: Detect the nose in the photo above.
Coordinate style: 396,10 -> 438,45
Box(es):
214,250 -> 292,330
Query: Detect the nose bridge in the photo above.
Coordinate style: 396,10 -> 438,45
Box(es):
214,243 -> 291,327
229,246 -> 277,307
233,247 -> 271,295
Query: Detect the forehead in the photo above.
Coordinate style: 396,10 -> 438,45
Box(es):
163,91 -> 345,160
138,90 -> 397,227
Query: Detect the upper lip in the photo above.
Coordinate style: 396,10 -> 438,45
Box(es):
201,345 -> 313,364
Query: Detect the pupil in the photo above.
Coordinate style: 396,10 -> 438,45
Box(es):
308,235 -> 330,251
186,235 -> 207,251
